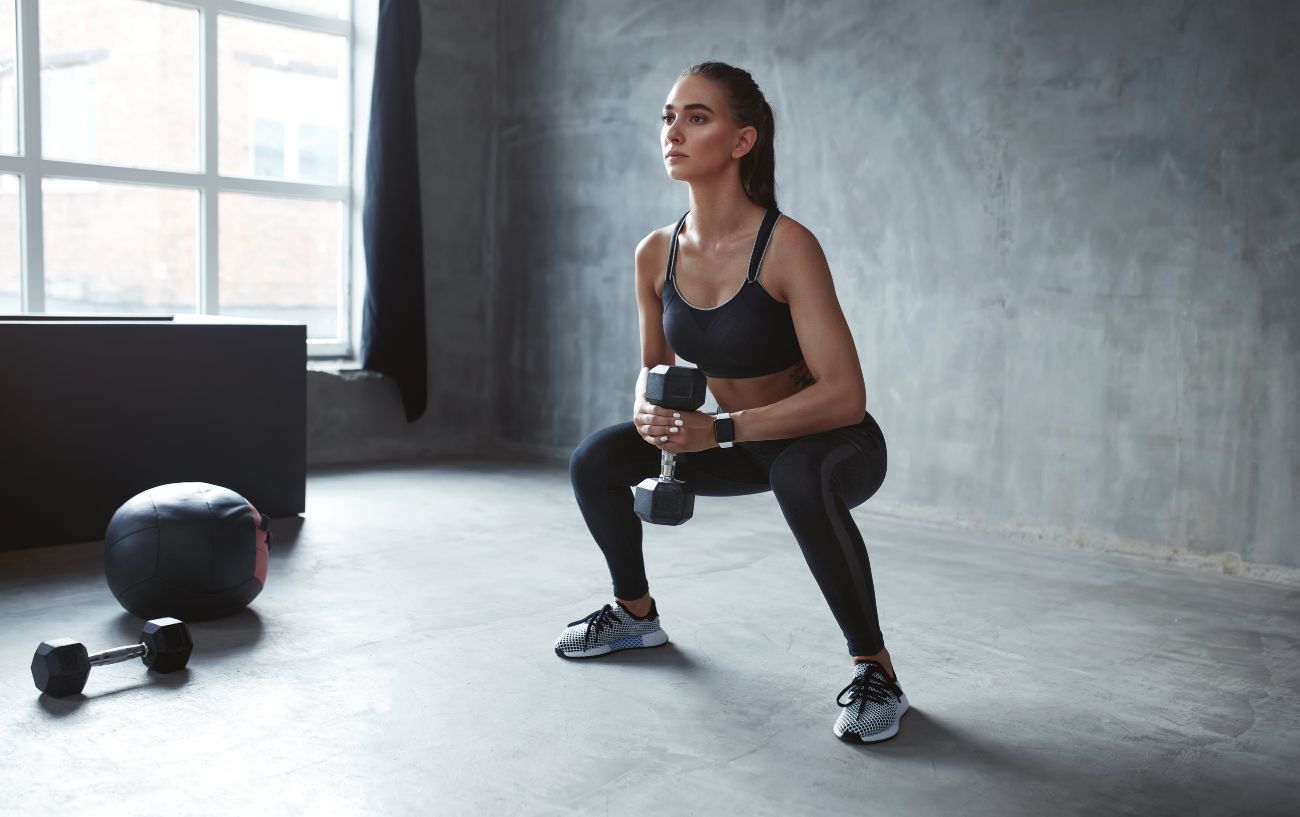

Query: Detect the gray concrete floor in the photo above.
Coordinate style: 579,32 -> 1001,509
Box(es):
2,459 -> 1298,816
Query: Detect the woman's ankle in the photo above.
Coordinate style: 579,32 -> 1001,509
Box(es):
616,593 -> 653,617
853,648 -> 895,679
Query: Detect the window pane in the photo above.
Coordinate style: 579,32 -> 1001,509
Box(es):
250,0 -> 349,19
219,192 -> 340,339
219,16 -> 345,183
43,178 -> 197,314
253,118 -> 284,176
1,0 -> 15,155
40,0 -> 198,170
298,122 -> 338,183
0,174 -> 17,312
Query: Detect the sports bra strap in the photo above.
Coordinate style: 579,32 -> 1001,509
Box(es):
745,208 -> 782,284
666,211 -> 689,282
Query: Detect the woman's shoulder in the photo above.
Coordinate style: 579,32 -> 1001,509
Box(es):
764,212 -> 828,300
771,211 -> 818,249
634,220 -> 682,297
635,219 -> 685,277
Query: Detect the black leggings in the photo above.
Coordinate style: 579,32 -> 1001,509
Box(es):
569,411 -> 889,656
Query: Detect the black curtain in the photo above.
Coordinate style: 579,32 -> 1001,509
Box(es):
361,0 -> 427,422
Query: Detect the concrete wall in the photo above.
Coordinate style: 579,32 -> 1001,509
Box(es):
322,0 -> 1298,572
486,0 -> 1300,570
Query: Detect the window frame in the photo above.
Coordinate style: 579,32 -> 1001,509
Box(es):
0,0 -> 366,359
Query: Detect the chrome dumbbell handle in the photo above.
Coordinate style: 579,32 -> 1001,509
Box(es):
659,451 -> 678,481
88,642 -> 149,668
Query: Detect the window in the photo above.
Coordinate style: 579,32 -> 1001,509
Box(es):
0,0 -> 358,357
0,0 -> 15,154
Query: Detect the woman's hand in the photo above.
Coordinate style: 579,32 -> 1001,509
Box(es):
633,402 -> 717,454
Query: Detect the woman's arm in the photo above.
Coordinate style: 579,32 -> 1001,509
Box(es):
729,222 -> 866,442
631,230 -> 677,414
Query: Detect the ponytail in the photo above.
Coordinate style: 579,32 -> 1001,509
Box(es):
681,62 -> 778,211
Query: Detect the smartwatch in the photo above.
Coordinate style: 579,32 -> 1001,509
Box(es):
713,412 -> 736,448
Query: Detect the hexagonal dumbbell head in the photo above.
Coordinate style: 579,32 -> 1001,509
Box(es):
645,365 -> 707,412
140,618 -> 194,673
31,639 -> 92,698
634,478 -> 695,525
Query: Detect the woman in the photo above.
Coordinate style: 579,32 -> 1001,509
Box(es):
555,62 -> 906,744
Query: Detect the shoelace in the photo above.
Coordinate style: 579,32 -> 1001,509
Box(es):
568,604 -> 624,648
836,665 -> 897,714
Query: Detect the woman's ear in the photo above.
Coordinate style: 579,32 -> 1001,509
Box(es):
732,125 -> 759,159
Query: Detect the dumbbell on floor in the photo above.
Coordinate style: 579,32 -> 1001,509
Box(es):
31,617 -> 194,698
635,364 -> 708,526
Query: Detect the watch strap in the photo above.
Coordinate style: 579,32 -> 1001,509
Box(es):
713,411 -> 735,448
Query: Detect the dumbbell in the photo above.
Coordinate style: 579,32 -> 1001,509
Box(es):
31,617 -> 194,698
635,364 -> 708,525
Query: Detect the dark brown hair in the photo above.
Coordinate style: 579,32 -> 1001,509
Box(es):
680,62 -> 778,211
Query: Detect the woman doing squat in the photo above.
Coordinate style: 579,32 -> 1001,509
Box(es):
554,61 -> 906,744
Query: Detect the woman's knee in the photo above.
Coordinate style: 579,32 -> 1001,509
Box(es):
768,444 -> 829,504
768,437 -> 867,505
569,422 -> 646,488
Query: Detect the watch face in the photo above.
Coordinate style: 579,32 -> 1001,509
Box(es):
714,417 -> 736,443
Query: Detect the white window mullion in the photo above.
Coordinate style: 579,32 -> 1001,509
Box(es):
200,3 -> 219,315
0,154 -> 348,200
334,191 -> 346,353
154,0 -> 349,37
343,0 -> 361,358
3,155 -> 346,198
17,0 -> 43,313
346,0 -> 374,360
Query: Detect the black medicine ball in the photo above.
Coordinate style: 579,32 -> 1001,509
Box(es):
104,482 -> 271,621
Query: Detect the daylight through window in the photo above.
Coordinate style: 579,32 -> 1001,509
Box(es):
0,0 -> 355,355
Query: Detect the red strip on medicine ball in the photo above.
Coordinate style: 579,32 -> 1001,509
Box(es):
250,504 -> 270,586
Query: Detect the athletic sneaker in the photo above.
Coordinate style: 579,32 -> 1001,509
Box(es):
833,659 -> 909,743
553,598 -> 669,658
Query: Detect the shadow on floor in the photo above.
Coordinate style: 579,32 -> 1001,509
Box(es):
35,668 -> 193,716
112,608 -> 265,658
0,540 -> 104,590
267,514 -> 305,554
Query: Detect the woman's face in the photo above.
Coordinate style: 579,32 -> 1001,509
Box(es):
662,75 -> 756,181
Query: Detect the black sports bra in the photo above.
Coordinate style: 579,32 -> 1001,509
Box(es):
660,208 -> 804,379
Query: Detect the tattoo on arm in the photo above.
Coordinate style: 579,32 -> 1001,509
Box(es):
789,361 -> 816,388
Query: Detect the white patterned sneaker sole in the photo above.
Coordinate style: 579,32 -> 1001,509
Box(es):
555,626 -> 670,659
834,692 -> 910,744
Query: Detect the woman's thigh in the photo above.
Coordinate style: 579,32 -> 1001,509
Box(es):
676,441 -> 772,498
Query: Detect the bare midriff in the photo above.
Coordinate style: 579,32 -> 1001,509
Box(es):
708,357 -> 815,414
